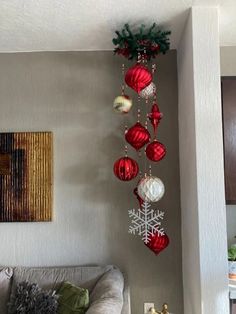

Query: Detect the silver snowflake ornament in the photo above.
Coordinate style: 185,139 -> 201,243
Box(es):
128,201 -> 165,244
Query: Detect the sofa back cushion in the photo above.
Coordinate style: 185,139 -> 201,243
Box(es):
0,267 -> 13,314
11,265 -> 114,293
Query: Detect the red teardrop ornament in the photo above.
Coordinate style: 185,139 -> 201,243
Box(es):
148,103 -> 163,136
146,140 -> 166,162
145,233 -> 170,255
125,122 -> 151,151
133,187 -> 144,207
113,157 -> 139,181
125,64 -> 152,93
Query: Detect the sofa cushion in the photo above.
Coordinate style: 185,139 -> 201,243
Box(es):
86,268 -> 124,314
57,281 -> 89,314
0,267 -> 13,314
11,265 -> 113,294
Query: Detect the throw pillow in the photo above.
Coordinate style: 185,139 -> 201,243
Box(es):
86,268 -> 124,314
8,281 -> 58,314
0,267 -> 13,314
57,281 -> 89,314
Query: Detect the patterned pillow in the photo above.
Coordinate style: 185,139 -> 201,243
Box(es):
8,281 -> 58,314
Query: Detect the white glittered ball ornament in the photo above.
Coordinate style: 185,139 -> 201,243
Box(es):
113,95 -> 132,113
139,82 -> 156,99
137,175 -> 165,203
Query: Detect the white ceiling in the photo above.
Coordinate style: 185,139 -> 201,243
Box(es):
0,0 -> 235,52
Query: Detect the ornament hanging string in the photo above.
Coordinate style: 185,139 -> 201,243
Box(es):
121,63 -> 125,96
144,51 -> 150,176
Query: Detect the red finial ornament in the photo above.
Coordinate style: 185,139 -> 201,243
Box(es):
125,64 -> 152,93
148,103 -> 163,137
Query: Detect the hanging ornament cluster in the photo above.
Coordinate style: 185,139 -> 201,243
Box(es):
112,23 -> 171,255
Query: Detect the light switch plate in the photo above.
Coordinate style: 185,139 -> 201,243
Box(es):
144,302 -> 154,314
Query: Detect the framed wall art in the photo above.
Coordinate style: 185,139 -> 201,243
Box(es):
0,132 -> 53,222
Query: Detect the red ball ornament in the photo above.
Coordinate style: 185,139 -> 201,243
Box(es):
146,140 -> 166,162
113,157 -> 139,181
125,64 -> 152,93
145,233 -> 170,255
125,122 -> 151,151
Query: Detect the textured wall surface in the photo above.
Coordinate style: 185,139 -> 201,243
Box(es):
0,51 -> 183,314
0,0 -> 188,51
220,46 -> 236,246
178,8 -> 229,314
0,1 -> 236,52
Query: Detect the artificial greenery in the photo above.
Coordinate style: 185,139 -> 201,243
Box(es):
228,245 -> 236,261
112,23 -> 171,60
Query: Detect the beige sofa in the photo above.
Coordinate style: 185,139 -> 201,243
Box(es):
0,265 -> 130,314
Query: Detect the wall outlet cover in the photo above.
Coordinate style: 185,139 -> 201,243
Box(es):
144,302 -> 154,314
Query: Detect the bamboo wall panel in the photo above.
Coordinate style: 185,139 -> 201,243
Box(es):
0,132 -> 53,222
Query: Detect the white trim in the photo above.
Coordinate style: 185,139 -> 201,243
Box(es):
178,7 -> 229,314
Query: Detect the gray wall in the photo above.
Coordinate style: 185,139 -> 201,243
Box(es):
0,51 -> 183,314
221,47 -> 236,246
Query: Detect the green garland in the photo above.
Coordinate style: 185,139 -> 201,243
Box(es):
112,23 -> 171,61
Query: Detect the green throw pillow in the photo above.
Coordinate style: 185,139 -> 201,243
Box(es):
57,281 -> 89,314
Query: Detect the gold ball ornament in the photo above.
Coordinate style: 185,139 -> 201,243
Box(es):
113,95 -> 132,113
139,82 -> 156,99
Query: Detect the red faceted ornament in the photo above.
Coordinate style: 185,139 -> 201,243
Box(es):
145,233 -> 170,255
133,187 -> 144,207
146,140 -> 166,162
148,103 -> 163,136
113,157 -> 139,181
125,64 -> 152,93
125,122 -> 151,151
